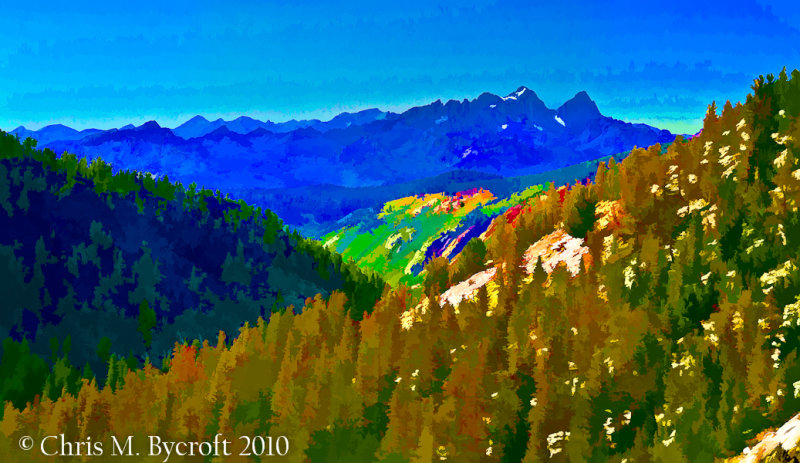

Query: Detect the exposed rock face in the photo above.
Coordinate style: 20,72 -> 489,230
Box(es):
727,413 -> 800,462
439,267 -> 497,308
522,229 -> 590,276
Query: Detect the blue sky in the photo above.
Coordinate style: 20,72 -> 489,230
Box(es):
1,0 -> 798,133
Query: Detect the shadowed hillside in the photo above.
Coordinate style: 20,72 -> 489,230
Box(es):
0,134 -> 384,414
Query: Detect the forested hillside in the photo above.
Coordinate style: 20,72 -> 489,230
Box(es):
319,152 -> 656,286
322,186 -> 542,286
2,69 -> 800,462
0,134 -> 383,416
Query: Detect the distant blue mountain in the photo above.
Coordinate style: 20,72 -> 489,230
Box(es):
10,124 -> 103,146
25,87 -> 674,229
224,116 -> 270,135
169,108 -> 388,139
171,115 -> 227,139
83,120 -> 182,146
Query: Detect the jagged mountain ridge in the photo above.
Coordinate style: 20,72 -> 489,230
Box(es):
9,88 -> 674,192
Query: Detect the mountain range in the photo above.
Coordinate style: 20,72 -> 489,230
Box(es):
8,87 -> 675,234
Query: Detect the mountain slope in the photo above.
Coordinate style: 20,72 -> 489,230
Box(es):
322,187 -> 507,286
0,132 -> 384,411
315,148 -> 657,285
